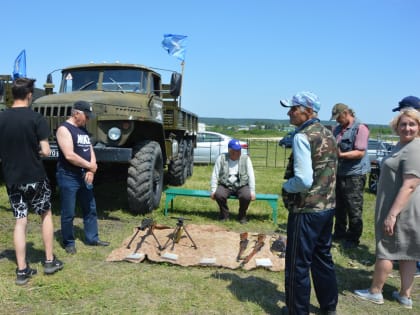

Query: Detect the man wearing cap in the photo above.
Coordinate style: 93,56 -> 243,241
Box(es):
280,91 -> 338,315
56,100 -> 109,254
210,139 -> 255,224
330,103 -> 370,249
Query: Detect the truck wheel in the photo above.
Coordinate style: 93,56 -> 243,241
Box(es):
167,139 -> 188,186
127,140 -> 163,214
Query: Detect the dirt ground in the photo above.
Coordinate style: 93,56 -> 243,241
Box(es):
107,223 -> 285,271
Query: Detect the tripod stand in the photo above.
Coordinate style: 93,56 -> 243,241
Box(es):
127,218 -> 163,250
162,217 -> 198,250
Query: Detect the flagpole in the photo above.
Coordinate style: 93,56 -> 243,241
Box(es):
179,61 -> 185,108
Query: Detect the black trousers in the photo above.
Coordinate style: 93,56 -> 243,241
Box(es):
214,185 -> 251,219
285,209 -> 338,314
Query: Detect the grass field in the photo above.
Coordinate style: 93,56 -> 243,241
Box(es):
0,156 -> 419,314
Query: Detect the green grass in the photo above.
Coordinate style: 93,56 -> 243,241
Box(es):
0,161 -> 419,314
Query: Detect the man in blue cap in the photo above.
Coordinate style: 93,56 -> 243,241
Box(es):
280,91 -> 338,315
210,138 -> 255,224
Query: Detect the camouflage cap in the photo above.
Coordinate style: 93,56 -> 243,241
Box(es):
330,103 -> 349,120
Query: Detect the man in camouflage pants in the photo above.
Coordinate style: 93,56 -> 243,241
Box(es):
330,103 -> 370,249
280,91 -> 338,315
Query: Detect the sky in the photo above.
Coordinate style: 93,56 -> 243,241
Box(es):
1,0 -> 419,125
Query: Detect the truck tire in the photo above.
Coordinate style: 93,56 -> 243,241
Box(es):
167,139 -> 188,186
127,140 -> 163,214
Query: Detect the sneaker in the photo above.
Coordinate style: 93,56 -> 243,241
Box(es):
15,265 -> 37,285
65,245 -> 77,254
353,289 -> 384,304
43,256 -> 64,275
239,217 -> 248,225
392,291 -> 413,309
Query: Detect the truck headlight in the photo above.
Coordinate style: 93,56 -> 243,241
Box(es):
108,127 -> 122,141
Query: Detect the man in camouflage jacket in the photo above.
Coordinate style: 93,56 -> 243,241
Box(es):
280,91 -> 338,315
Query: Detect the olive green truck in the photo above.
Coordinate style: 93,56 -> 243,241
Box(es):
31,63 -> 198,214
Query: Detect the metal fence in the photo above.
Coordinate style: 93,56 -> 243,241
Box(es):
194,138 -> 289,168
246,138 -> 289,168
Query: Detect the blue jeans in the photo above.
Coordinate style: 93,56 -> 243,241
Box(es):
56,167 -> 99,247
285,209 -> 338,314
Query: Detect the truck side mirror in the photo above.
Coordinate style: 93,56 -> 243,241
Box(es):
169,72 -> 182,98
44,73 -> 55,95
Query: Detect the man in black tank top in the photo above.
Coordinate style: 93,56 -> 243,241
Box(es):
56,100 -> 109,254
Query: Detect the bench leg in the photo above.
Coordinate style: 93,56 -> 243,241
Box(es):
164,195 -> 176,216
266,200 -> 278,225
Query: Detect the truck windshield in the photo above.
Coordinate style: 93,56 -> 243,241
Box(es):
60,68 -> 148,93
103,69 -> 147,93
61,70 -> 99,92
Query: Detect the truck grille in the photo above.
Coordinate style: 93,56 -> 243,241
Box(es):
33,104 -> 73,141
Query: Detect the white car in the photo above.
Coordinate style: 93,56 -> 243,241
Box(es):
193,131 -> 248,164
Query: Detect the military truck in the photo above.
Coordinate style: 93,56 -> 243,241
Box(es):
0,74 -> 13,111
32,63 -> 198,214
0,74 -> 46,110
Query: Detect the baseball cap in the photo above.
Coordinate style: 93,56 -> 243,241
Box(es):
280,91 -> 321,113
330,103 -> 349,120
228,139 -> 242,151
74,100 -> 95,119
392,96 -> 420,112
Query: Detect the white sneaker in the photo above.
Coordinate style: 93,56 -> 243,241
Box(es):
392,291 -> 413,309
353,289 -> 384,304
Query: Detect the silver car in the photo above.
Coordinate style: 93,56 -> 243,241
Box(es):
367,139 -> 394,162
193,131 -> 248,164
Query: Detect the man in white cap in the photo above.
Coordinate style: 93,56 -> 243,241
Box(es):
280,91 -> 338,315
210,139 -> 255,224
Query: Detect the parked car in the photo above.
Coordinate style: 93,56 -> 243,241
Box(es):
193,131 -> 248,164
367,138 -> 394,163
367,139 -> 395,194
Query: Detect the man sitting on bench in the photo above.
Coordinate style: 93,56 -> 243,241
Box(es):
210,139 -> 256,224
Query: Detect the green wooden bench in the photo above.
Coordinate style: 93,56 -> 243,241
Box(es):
164,187 -> 279,225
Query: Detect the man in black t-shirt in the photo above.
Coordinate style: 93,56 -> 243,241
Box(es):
0,78 -> 63,285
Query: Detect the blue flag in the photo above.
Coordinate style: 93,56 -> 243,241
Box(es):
13,50 -> 26,79
162,34 -> 187,61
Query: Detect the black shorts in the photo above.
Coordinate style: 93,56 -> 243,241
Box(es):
6,179 -> 51,219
